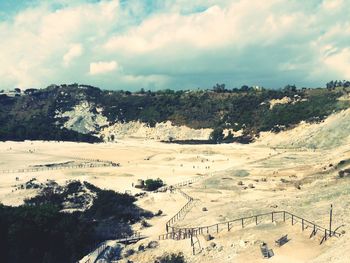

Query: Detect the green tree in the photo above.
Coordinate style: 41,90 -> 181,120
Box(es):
225,130 -> 234,142
155,252 -> 186,263
144,178 -> 164,191
210,127 -> 224,143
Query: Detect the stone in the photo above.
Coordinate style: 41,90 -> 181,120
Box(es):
147,241 -> 159,249
138,244 -> 145,251
204,234 -> 214,241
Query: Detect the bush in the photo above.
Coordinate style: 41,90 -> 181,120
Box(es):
155,209 -> 163,216
1,182 -> 153,263
209,127 -> 224,143
154,252 -> 186,263
141,219 -> 151,228
0,204 -> 95,263
144,178 -> 164,191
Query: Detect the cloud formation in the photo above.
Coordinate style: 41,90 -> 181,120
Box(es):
63,44 -> 83,67
0,0 -> 350,90
89,61 -> 119,75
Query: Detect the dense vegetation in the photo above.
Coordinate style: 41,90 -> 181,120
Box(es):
0,181 -> 151,263
144,178 -> 165,191
0,87 -> 101,142
0,204 -> 94,263
155,252 -> 186,263
1,82 -> 350,142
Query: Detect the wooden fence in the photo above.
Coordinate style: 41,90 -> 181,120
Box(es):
159,180 -> 342,245
0,157 -> 119,174
163,176 -> 206,233
79,232 -> 143,263
161,210 -> 341,242
79,241 -> 107,263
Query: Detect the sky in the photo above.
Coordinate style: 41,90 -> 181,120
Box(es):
0,0 -> 349,91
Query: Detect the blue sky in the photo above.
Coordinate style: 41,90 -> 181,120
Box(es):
0,0 -> 349,91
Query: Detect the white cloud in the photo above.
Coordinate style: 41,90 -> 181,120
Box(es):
323,48 -> 350,78
63,44 -> 83,66
0,0 -> 120,89
322,0 -> 343,10
0,0 -> 350,90
89,61 -> 119,75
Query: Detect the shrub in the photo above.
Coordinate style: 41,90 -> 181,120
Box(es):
141,219 -> 151,228
155,209 -> 163,216
144,178 -> 164,191
154,252 -> 186,263
209,127 -> 224,143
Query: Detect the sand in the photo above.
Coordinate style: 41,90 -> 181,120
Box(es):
0,137 -> 349,263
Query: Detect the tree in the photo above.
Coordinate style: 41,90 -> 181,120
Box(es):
212,83 -> 226,93
210,127 -> 224,143
240,85 -> 249,91
144,178 -> 164,191
283,84 -> 297,93
225,130 -> 234,142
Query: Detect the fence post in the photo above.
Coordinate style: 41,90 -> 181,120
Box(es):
255,216 -> 258,225
292,215 -> 294,225
241,218 -> 244,228
283,211 -> 286,222
329,204 -> 333,237
272,212 -> 274,222
313,224 -> 316,236
227,222 -> 230,231
302,219 -> 304,231
216,224 -> 219,233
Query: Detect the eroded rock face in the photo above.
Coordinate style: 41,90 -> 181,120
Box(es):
55,101 -> 109,134
99,121 -> 212,141
55,102 -> 213,141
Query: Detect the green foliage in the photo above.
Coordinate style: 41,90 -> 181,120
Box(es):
1,83 -> 350,142
144,178 -> 164,191
225,131 -> 234,141
210,127 -> 224,143
155,252 -> 186,263
0,204 -> 95,263
0,182 -> 152,263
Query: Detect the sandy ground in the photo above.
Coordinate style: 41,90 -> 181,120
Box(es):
0,138 -> 349,263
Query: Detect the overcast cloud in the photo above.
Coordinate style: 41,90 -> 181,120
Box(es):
0,0 -> 349,90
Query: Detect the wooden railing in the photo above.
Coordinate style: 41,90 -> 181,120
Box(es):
79,232 -> 143,263
161,210 -> 341,242
163,176 -> 206,232
159,177 -> 342,245
0,157 -> 119,174
79,241 -> 107,263
114,231 -> 146,244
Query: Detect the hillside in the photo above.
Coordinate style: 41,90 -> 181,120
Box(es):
1,84 -> 350,142
258,107 -> 350,149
